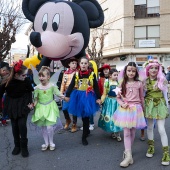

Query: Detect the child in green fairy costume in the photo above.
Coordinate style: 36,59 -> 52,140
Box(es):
31,66 -> 65,151
144,60 -> 170,166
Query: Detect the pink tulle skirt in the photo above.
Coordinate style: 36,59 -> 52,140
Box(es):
113,104 -> 146,129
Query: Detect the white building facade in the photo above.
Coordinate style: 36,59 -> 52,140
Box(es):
94,0 -> 170,71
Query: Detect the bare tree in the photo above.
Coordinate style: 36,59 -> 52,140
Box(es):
87,25 -> 109,67
0,0 -> 26,61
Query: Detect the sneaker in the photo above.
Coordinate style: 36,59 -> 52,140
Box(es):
116,133 -> 122,142
41,144 -> 48,151
111,133 -> 116,139
89,124 -> 94,131
140,136 -> 145,141
146,146 -> 154,158
80,124 -> 95,131
49,144 -> 55,151
161,146 -> 170,166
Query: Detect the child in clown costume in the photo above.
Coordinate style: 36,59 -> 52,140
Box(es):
98,69 -> 122,141
30,66 -> 64,151
144,60 -> 170,166
65,56 -> 101,146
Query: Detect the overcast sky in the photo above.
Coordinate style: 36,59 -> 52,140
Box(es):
11,23 -> 30,50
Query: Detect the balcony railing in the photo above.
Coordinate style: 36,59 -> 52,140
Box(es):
134,5 -> 160,18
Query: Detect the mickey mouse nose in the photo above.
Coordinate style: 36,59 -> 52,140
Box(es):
30,32 -> 42,48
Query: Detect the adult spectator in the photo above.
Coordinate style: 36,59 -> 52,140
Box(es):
166,66 -> 170,82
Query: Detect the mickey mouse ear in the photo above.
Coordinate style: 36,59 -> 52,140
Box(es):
22,0 -> 49,22
72,0 -> 104,28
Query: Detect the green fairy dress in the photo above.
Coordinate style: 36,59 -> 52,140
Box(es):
145,78 -> 168,119
32,83 -> 61,126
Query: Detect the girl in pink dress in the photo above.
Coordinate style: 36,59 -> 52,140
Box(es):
113,62 -> 146,167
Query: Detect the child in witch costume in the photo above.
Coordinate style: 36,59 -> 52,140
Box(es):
60,57 -> 78,132
65,56 -> 101,145
98,69 -> 122,141
0,60 -> 34,157
144,60 -> 170,166
30,66 -> 64,151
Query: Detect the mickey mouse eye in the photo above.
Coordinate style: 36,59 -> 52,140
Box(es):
52,14 -> 60,31
42,13 -> 48,31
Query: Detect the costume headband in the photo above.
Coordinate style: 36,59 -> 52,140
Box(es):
143,59 -> 160,68
118,62 -> 146,83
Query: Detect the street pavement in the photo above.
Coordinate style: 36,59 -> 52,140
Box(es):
0,109 -> 170,170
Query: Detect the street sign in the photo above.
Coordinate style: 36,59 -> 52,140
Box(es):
147,55 -> 153,60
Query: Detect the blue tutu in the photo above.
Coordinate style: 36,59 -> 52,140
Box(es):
68,90 -> 100,118
62,100 -> 69,111
62,90 -> 75,111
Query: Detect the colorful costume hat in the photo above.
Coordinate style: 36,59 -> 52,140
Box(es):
98,64 -> 111,72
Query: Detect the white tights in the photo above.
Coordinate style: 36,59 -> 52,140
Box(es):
147,118 -> 168,146
42,126 -> 54,146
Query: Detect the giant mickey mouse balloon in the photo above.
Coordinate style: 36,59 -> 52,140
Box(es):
22,0 -> 104,67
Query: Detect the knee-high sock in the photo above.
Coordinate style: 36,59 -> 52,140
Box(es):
157,119 -> 168,146
124,128 -> 131,151
42,126 -> 49,146
147,118 -> 154,140
130,128 -> 136,145
47,126 -> 54,145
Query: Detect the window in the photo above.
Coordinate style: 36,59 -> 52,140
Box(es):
134,26 -> 160,48
134,0 -> 160,18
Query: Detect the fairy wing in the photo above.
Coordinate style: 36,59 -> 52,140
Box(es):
30,65 -> 40,85
50,67 -> 63,85
138,68 -> 146,82
118,69 -> 124,85
118,68 -> 146,83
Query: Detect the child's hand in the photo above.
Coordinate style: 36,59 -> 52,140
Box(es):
64,97 -> 70,102
96,99 -> 102,105
27,103 -> 34,110
121,103 -> 128,109
58,94 -> 65,100
34,101 -> 37,107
